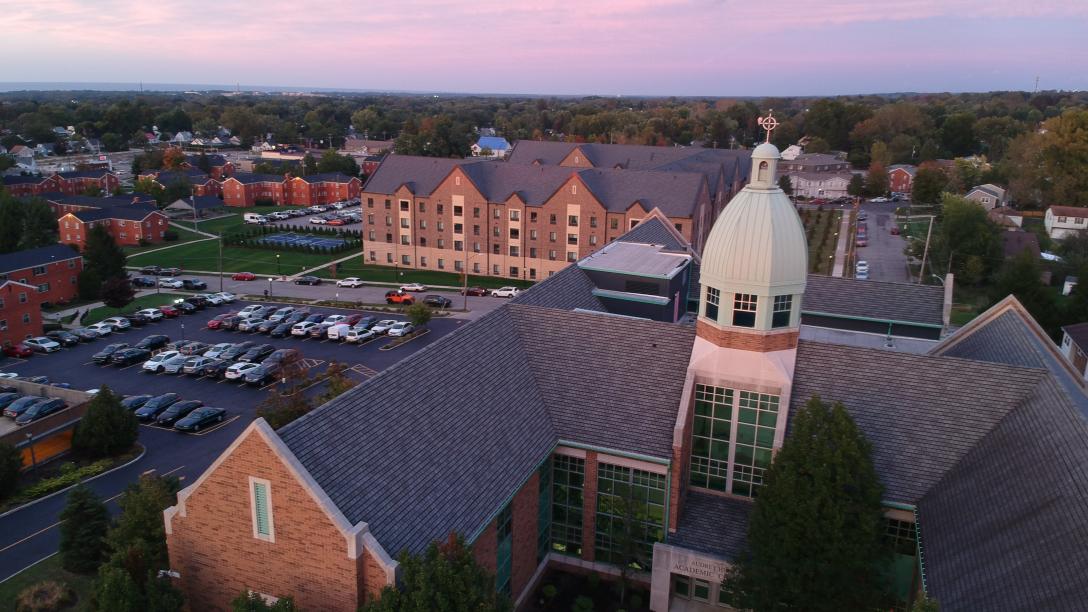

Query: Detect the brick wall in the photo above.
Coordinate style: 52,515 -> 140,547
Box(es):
695,320 -> 799,352
511,471 -> 540,597
167,429 -> 361,612
473,519 -> 498,574
4,257 -> 82,305
0,282 -> 43,346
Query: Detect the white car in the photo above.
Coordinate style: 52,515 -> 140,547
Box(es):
24,337 -> 61,353
326,323 -> 352,341
267,307 -> 295,323
225,362 -> 260,380
399,283 -> 427,292
215,292 -> 237,304
102,316 -> 132,330
323,315 -> 348,326
855,260 -> 870,274
143,351 -> 181,373
490,286 -> 521,298
136,308 -> 164,321
158,278 -> 184,289
869,196 -> 890,203
386,322 -> 415,337
344,327 -> 377,343
309,217 -> 328,225
336,277 -> 364,288
86,322 -> 114,336
370,320 -> 399,334
291,321 -> 318,336
268,212 -> 291,220
203,343 -> 235,359
0,372 -> 18,379
238,304 -> 264,317
198,293 -> 225,305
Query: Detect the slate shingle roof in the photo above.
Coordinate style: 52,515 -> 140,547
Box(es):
296,172 -> 358,184
791,340 -> 1046,504
510,263 -> 606,312
616,216 -> 690,252
0,244 -> 80,274
362,155 -> 473,196
802,275 -> 945,327
1062,322 -> 1088,352
226,172 -> 286,185
72,203 -> 160,222
2,175 -> 48,185
668,492 -> 751,560
45,194 -> 157,208
55,170 -> 113,179
186,154 -> 227,167
277,303 -> 695,555
155,170 -> 212,185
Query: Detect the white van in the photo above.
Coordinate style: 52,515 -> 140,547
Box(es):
244,213 -> 269,224
325,323 -> 352,341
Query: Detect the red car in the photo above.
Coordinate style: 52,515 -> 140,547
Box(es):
159,305 -> 181,318
326,218 -> 346,226
461,286 -> 488,296
3,343 -> 34,358
232,272 -> 257,281
206,311 -> 239,329
385,290 -> 415,305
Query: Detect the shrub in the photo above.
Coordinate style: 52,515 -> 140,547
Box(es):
573,595 -> 595,612
13,459 -> 112,503
162,230 -> 178,241
0,442 -> 23,500
15,580 -> 75,612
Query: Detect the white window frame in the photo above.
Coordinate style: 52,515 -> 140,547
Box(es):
249,476 -> 275,542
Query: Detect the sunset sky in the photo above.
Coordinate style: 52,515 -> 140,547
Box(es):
3,0 -> 1086,95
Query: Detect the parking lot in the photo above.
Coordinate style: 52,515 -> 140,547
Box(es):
0,299 -> 463,435
256,202 -> 362,231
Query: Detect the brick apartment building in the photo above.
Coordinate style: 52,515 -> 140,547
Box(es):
44,195 -> 169,248
889,164 -> 917,193
0,280 -> 43,348
165,142 -> 1088,612
222,172 -> 362,207
2,170 -> 119,198
287,173 -> 362,206
2,175 -> 56,198
183,154 -> 235,179
0,244 -> 82,307
138,168 -> 222,197
221,173 -> 291,207
359,144 -> 749,281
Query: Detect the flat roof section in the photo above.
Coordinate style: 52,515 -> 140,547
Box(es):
578,241 -> 691,279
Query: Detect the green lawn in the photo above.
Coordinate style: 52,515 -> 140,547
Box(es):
82,292 -> 187,324
800,209 -> 842,275
122,224 -> 210,255
0,554 -> 95,612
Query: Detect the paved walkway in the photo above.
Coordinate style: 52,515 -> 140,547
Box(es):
296,252 -> 364,277
170,221 -> 218,239
830,210 -> 852,277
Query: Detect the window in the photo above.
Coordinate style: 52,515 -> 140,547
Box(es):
0,320 -> 5,331
384,199 -> 391,209
367,197 -> 374,207
419,256 -> 427,267
568,215 -> 579,227
454,260 -> 463,272
368,214 -> 375,225
437,258 -> 444,269
454,223 -> 463,234
530,211 -> 538,222
496,502 -> 513,594
493,226 -> 500,237
437,221 -> 445,231
548,231 -> 557,242
400,218 -> 409,228
473,207 -> 480,218
385,233 -> 393,243
772,295 -> 793,328
529,268 -> 537,279
22,313 -> 30,324
473,242 -> 481,252
550,214 -> 557,225
36,283 -> 49,293
571,184 -> 577,195
418,201 -> 426,213
509,266 -> 518,277
250,477 -> 274,542
1059,216 -> 1068,223
589,235 -> 597,246
885,518 -> 918,556
692,579 -> 711,602
589,217 -> 597,228
705,287 -> 720,321
385,215 -> 392,226
492,244 -> 500,255
369,251 -> 375,261
32,265 -> 46,276
437,238 -> 445,249
610,217 -> 619,230
419,219 -> 427,229
689,384 -> 732,492
567,251 -> 577,262
454,240 -> 463,252
437,204 -> 444,214
549,250 -> 557,261
529,229 -> 538,240
732,293 -> 757,327
732,391 -> 779,497
386,253 -> 393,263
399,200 -> 409,211
510,209 -> 520,221
419,237 -> 427,247
551,455 -> 584,556
537,462 -> 552,562
674,575 -> 690,598
368,230 -> 376,241
400,235 -> 409,245
494,208 -> 501,219
509,246 -> 519,257
492,264 -> 500,275
455,175 -> 461,186
567,233 -> 578,245
594,463 -> 666,566
509,228 -> 519,239
401,255 -> 410,265
674,223 -> 683,233
529,247 -> 537,258
18,292 -> 27,304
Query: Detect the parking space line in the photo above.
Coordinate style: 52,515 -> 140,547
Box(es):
189,415 -> 240,436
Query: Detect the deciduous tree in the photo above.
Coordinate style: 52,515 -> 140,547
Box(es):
162,147 -> 186,170
231,591 -> 300,611
777,175 -> 793,195
912,165 -> 949,205
865,162 -> 889,197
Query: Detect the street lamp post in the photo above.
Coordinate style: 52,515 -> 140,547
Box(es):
276,253 -> 281,278
267,277 -> 273,299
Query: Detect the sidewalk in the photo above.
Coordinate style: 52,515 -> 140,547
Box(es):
170,221 -> 217,239
830,210 -> 852,277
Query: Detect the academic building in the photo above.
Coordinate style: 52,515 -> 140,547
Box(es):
164,141 -> 1088,611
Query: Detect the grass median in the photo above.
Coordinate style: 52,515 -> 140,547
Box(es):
81,293 -> 188,325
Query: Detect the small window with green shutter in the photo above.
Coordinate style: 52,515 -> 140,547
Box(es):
250,477 -> 274,542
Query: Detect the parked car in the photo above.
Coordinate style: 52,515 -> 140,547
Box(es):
182,295 -> 208,309
157,399 -> 205,426
220,342 -> 254,360
219,315 -> 244,331
160,267 -> 182,276
237,304 -> 267,317
215,292 -> 237,303
262,348 -> 300,367
232,271 -> 257,281
3,396 -> 46,419
309,321 -> 338,338
461,286 -> 488,296
399,282 -> 427,292
70,328 -> 100,342
856,260 -> 870,273
237,317 -> 266,332
294,275 -> 322,285
158,278 -> 184,289
160,353 -> 191,374
122,311 -> 150,327
856,268 -> 870,280
303,313 -> 326,324
136,308 -> 165,321
385,290 -> 414,305
0,392 -> 23,410
200,359 -> 232,379
345,326 -> 378,343
131,276 -> 156,288
197,293 -> 224,306
326,323 -> 352,341
182,356 -> 216,375
3,343 -> 34,358
173,301 -> 198,315
256,319 -> 280,334
24,337 -> 61,353
238,344 -> 275,363
135,334 -> 170,350
159,305 -> 180,318
206,312 -> 238,329
111,347 -> 152,366
490,287 -> 521,298
135,393 -> 181,421
353,316 -> 375,329
46,331 -> 81,347
244,363 -> 282,386
120,395 -> 152,411
174,406 -> 227,432
855,236 -> 868,247
142,351 -> 181,373
869,197 -> 889,203
203,343 -> 235,359
423,295 -> 452,308
291,321 -> 318,336
225,362 -> 260,380
102,316 -> 132,331
181,279 -> 207,290
178,342 -> 211,356
85,322 -> 114,336
267,307 -> 296,323
270,322 -> 293,338
15,398 -> 67,425
387,322 -> 415,337
336,277 -> 364,288
140,265 -> 162,276
890,226 -> 900,235
93,343 -> 130,364
370,320 -> 399,334
284,310 -> 310,325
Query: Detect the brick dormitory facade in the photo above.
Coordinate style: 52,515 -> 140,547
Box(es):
358,141 -> 752,281
164,142 -> 1088,611
2,170 -> 120,198
0,244 -> 83,346
44,194 -> 170,248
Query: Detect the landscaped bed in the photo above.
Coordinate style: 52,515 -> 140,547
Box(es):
0,444 -> 143,514
0,554 -> 95,612
799,208 -> 842,276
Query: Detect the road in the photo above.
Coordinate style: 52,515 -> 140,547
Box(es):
0,299 -> 465,584
856,201 -> 911,283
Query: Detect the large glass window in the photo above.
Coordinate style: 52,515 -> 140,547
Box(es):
732,391 -> 779,497
690,384 -> 732,492
772,295 -> 793,328
496,503 -> 513,595
594,464 -> 666,568
732,293 -> 757,327
551,455 -> 584,556
705,287 -> 720,321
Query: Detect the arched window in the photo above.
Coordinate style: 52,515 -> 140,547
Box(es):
757,161 -> 769,183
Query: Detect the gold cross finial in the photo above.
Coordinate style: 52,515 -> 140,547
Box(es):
757,110 -> 778,143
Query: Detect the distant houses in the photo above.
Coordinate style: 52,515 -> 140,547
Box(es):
471,136 -> 511,158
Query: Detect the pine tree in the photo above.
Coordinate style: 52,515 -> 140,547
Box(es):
726,397 -> 889,611
72,386 -> 138,459
83,225 -> 128,281
59,484 -> 111,574
0,442 -> 21,500
777,175 -> 793,195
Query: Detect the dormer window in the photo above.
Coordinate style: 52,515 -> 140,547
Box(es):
757,161 -> 769,183
772,295 -> 793,328
732,293 -> 757,327
705,287 -> 720,320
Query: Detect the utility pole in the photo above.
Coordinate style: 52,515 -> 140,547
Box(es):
918,215 -> 934,283
218,233 -> 224,292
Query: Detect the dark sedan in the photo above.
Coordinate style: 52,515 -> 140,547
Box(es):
70,328 -> 100,342
238,344 -> 275,363
111,347 -> 152,366
461,286 -> 488,296
200,359 -> 232,379
284,311 -> 310,325
219,315 -> 244,330
92,343 -> 129,364
256,319 -> 279,334
155,399 -> 204,426
181,279 -> 207,290
423,294 -> 453,308
243,363 -> 280,386
3,396 -> 46,419
121,395 -> 153,411
0,392 -> 25,410
15,398 -> 67,425
160,267 -> 182,276
294,275 -> 321,285
174,406 -> 227,432
131,276 -> 157,288
135,334 -> 170,350
303,313 -> 326,324
46,330 -> 81,347
220,341 -> 255,360
173,301 -> 198,314
270,323 -> 293,338
135,393 -> 181,421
